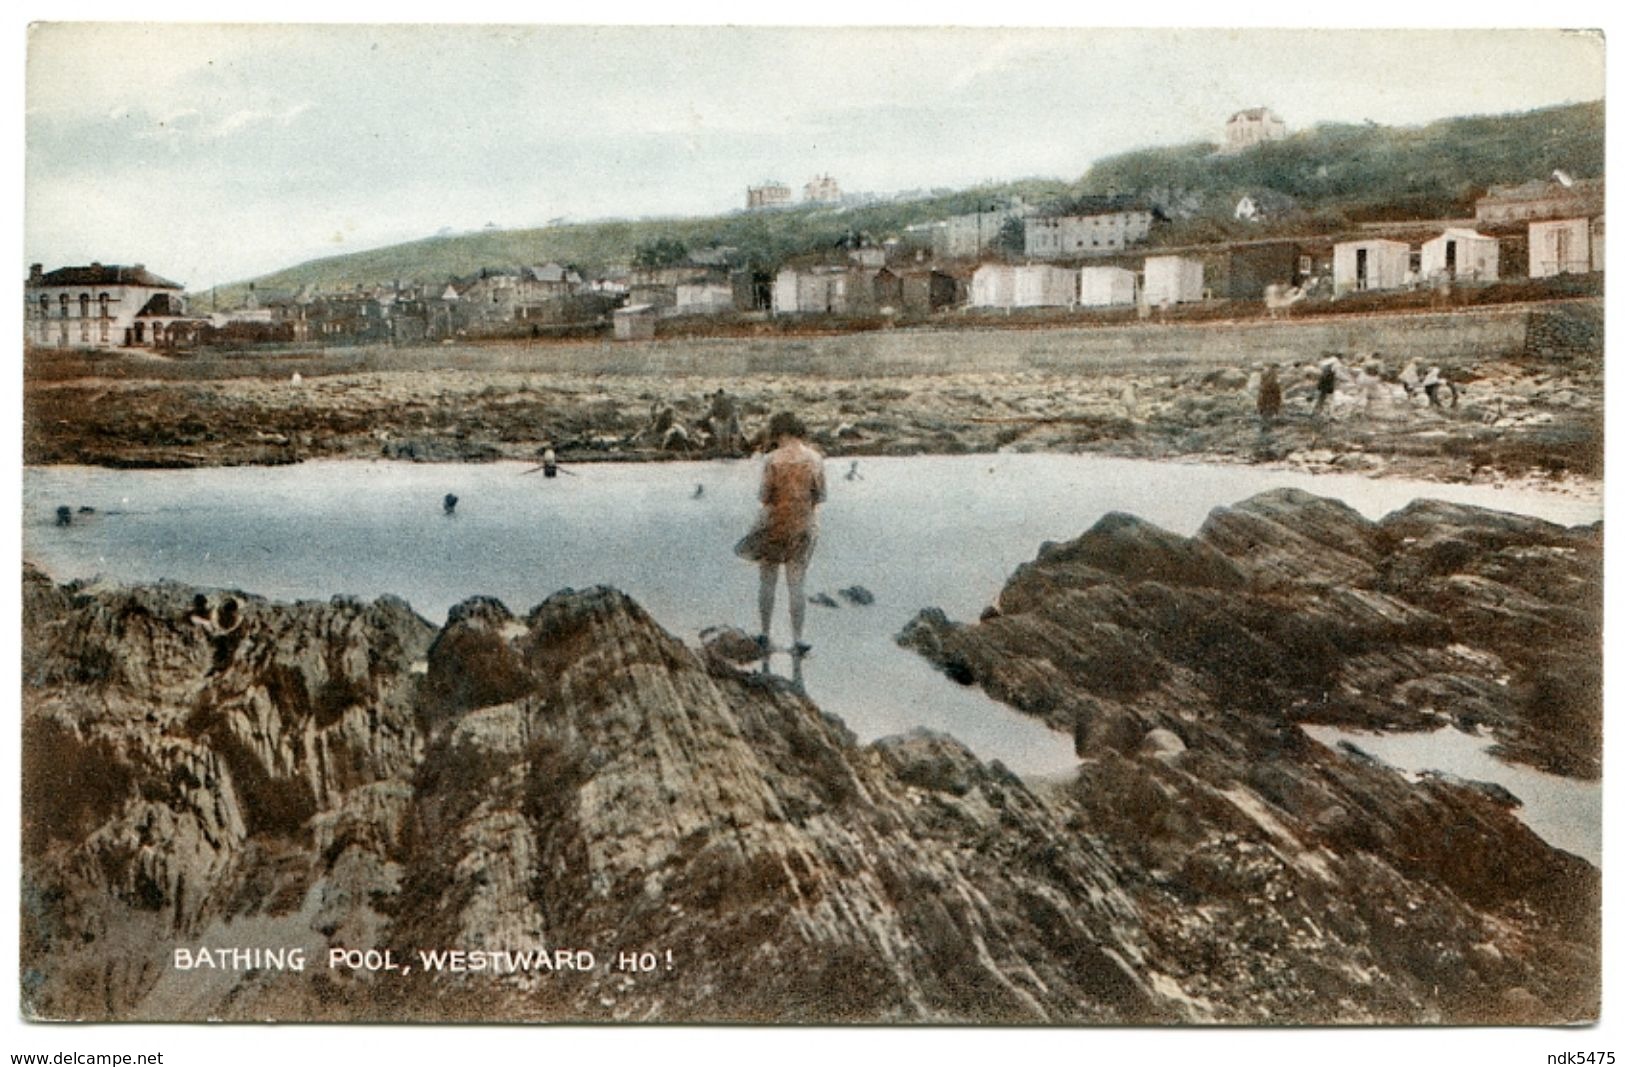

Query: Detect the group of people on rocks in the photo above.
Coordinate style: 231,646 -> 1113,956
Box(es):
1259,353 -> 1459,425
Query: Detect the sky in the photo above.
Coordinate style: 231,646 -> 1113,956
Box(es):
22,23 -> 1606,290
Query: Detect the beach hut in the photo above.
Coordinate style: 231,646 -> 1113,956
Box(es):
1077,266 -> 1137,307
970,264 -> 1017,308
1420,228 -> 1500,283
612,304 -> 657,340
1142,256 -> 1204,306
1332,239 -> 1410,294
1013,265 -> 1076,307
1528,218 -> 1597,278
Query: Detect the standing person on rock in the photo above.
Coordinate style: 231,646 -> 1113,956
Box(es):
709,388 -> 743,456
1312,356 -> 1340,417
735,412 -> 827,659
1257,364 -> 1283,426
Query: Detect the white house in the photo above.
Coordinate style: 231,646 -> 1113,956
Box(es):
1142,256 -> 1204,307
1332,239 -> 1411,295
25,262 -> 194,348
1528,218 -> 1602,278
1025,202 -> 1154,259
1419,229 -> 1500,282
1077,266 -> 1137,307
773,267 -> 853,315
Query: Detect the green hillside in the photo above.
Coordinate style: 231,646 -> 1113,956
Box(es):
1082,101 -> 1604,223
201,101 -> 1602,306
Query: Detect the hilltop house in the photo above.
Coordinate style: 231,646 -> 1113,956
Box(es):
1220,107 -> 1286,154
1024,198 -> 1154,259
25,262 -> 200,348
1419,228 -> 1500,283
804,175 -> 842,203
747,182 -> 793,211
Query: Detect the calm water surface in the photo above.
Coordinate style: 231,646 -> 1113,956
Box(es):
22,454 -> 1601,786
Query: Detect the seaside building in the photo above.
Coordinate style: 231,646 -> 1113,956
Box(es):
25,262 -> 197,349
1024,198 -> 1154,259
1475,177 -> 1604,226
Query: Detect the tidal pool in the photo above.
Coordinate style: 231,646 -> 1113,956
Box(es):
22,453 -> 1601,780
1302,724 -> 1600,867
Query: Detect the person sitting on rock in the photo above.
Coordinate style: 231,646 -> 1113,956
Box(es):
734,411 -> 827,659
209,597 -> 244,673
1398,359 -> 1422,398
1422,366 -> 1458,408
188,593 -> 215,632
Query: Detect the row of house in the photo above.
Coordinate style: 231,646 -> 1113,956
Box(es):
28,163 -> 1604,350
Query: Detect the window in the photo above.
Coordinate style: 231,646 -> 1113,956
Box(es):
79,293 -> 90,318
59,293 -> 69,316
38,295 -> 48,318
99,293 -> 110,318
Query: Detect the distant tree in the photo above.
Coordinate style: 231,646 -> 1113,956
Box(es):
632,237 -> 689,269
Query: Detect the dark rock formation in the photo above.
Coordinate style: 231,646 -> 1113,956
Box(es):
900,488 -> 1600,1023
21,485 -> 1600,1025
22,572 -> 1160,1024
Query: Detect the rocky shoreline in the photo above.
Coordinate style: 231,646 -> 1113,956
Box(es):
22,321 -> 1603,499
20,490 -> 1600,1024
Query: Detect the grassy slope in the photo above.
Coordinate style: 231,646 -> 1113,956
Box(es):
200,101 -> 1602,305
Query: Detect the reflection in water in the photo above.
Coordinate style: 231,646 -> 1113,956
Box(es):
1302,724 -> 1600,867
23,455 -> 1599,780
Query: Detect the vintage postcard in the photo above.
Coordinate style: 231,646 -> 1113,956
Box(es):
17,22 -> 1608,1038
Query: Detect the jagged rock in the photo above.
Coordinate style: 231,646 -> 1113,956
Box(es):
837,585 -> 876,606
23,571 -> 1171,1025
900,488 -> 1600,1024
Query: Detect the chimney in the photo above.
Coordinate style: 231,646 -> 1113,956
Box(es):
90,261 -> 102,271
29,264 -> 43,282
